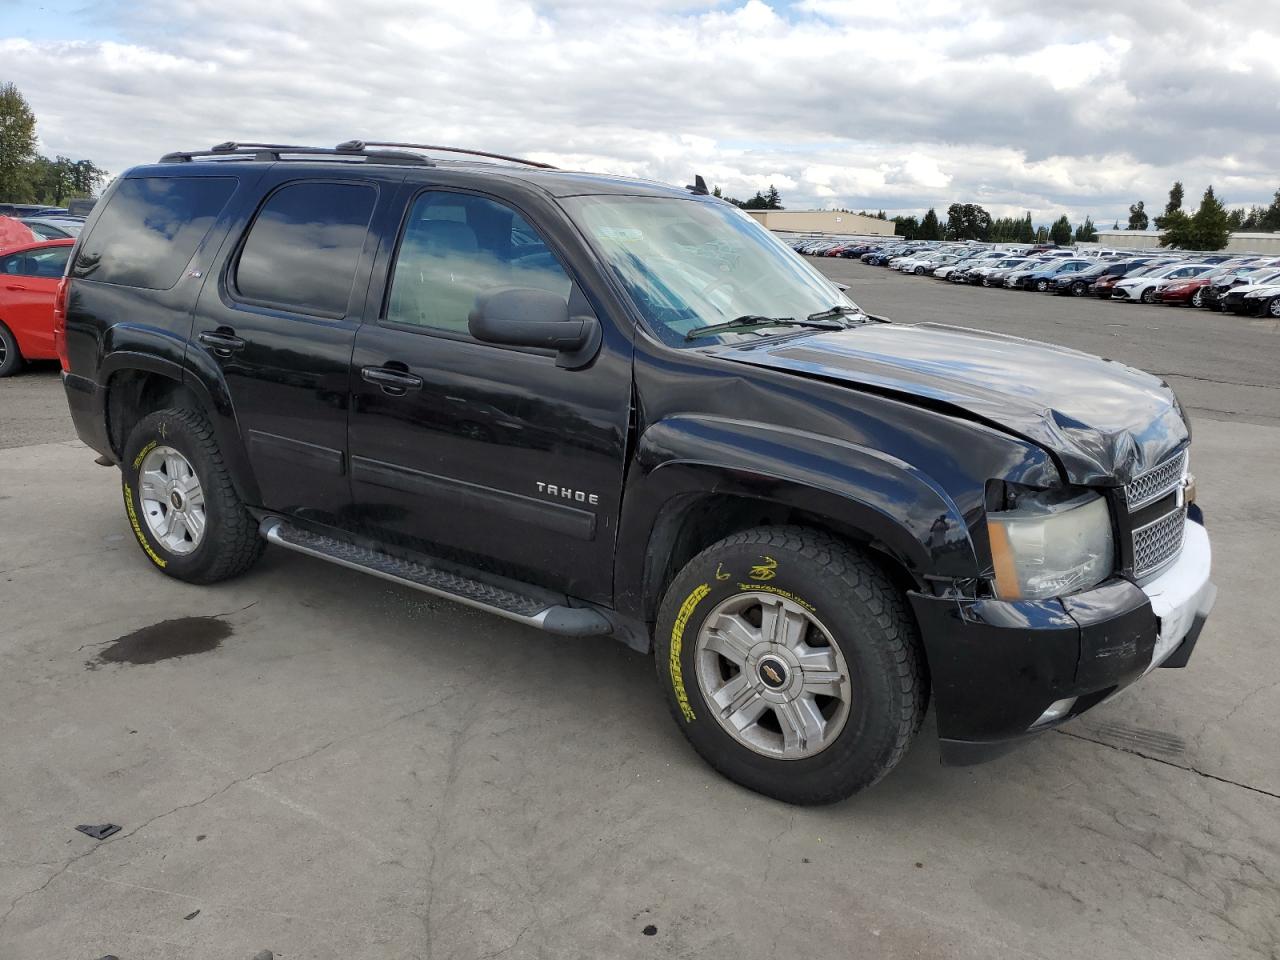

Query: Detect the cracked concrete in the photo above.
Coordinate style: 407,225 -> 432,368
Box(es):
3,292 -> 1279,959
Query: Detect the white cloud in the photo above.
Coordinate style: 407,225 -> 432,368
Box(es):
2,0 -> 1277,225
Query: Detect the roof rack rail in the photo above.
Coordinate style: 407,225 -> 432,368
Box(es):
338,140 -> 556,169
159,142 -> 433,166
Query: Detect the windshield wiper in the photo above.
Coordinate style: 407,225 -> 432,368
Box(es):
806,304 -> 864,323
684,314 -> 845,341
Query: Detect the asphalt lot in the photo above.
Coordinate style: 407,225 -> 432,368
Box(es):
1,266 -> 1278,959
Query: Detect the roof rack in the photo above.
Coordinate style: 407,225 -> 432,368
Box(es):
337,140 -> 556,169
159,142 -> 433,166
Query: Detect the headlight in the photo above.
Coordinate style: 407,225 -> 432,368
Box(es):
986,491 -> 1115,601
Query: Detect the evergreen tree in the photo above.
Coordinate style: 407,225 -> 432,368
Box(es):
1073,216 -> 1098,243
892,215 -> 919,239
764,185 -> 783,210
918,207 -> 942,240
1158,209 -> 1195,248
1127,200 -> 1149,231
1018,212 -> 1035,243
1049,215 -> 1072,246
1154,182 -> 1184,229
1189,185 -> 1230,250
0,82 -> 38,201
1226,207 -> 1246,231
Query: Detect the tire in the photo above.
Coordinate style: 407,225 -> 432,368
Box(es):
1191,289 -> 1204,307
654,526 -> 927,805
1140,287 -> 1156,304
914,266 -> 925,275
1269,297 -> 1280,319
1071,281 -> 1087,297
0,322 -> 23,378
120,407 -> 264,584
1035,279 -> 1049,292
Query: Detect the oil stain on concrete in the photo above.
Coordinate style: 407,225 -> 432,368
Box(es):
89,617 -> 231,668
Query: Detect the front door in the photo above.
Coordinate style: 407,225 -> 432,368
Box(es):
346,186 -> 633,603
191,171 -> 402,520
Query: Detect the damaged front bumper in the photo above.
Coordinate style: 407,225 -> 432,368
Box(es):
909,516 -> 1215,765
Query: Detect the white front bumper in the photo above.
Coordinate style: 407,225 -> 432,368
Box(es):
1139,519 -> 1216,672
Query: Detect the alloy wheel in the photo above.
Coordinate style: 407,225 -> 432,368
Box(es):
1270,298 -> 1280,318
694,592 -> 852,760
138,445 -> 207,555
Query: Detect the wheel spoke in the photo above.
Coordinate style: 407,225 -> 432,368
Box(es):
139,468 -> 167,503
712,674 -> 769,732
775,697 -> 826,757
184,484 -> 205,508
183,508 -> 206,543
167,511 -> 188,543
760,599 -> 807,650
702,613 -> 757,666
795,644 -> 845,696
166,452 -> 188,482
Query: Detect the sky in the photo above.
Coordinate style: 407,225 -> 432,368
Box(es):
3,0 -> 1278,226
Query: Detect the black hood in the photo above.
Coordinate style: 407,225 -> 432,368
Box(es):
713,322 -> 1189,486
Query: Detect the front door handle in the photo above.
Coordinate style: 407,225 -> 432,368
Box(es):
198,329 -> 246,357
4,284 -> 25,291
361,365 -> 423,396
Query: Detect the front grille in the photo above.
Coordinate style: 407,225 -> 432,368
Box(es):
1124,450 -> 1187,510
1132,506 -> 1187,578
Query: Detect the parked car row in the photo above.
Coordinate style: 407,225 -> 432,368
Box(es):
791,237 -> 1280,319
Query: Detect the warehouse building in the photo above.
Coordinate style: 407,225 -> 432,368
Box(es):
1093,229 -> 1280,255
745,209 -> 896,236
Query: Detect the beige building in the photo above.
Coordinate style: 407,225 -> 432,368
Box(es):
1092,229 -> 1280,255
745,209 -> 896,236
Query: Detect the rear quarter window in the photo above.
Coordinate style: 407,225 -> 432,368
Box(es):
72,176 -> 238,289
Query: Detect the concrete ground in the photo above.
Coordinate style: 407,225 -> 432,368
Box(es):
1,265 -> 1278,959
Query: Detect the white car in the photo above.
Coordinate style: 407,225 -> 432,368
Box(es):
968,257 -> 1034,286
1112,263 -> 1213,303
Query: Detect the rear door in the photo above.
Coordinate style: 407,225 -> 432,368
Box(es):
345,184 -> 633,603
0,244 -> 72,358
191,169 -> 404,520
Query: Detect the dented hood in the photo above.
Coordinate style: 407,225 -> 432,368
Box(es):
714,322 -> 1189,486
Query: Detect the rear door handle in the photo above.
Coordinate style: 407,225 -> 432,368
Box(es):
198,330 -> 246,357
361,365 -> 423,395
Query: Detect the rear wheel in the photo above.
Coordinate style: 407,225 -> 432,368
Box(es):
0,323 -> 23,378
1268,297 -> 1280,318
914,266 -> 925,275
1071,281 -> 1087,297
120,408 -> 264,583
654,526 -> 927,805
1191,289 -> 1204,307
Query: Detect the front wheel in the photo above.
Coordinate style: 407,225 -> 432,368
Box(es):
1035,279 -> 1049,292
1140,287 -> 1156,304
655,526 -> 927,805
1269,297 -> 1280,318
1071,281 -> 1087,297
121,408 -> 264,583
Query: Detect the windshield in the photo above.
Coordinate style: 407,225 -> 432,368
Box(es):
564,195 -> 859,347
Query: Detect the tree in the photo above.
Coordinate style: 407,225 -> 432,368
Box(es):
945,202 -> 992,240
1188,185 -> 1230,250
892,215 -> 919,239
764,185 -> 782,210
1154,181 -> 1184,230
918,207 -> 942,241
1127,200 -> 1149,231
1112,220 -> 1120,229
1226,207 -> 1246,231
1049,215 -> 1072,246
1074,216 -> 1098,242
1158,209 -> 1195,248
1018,212 -> 1035,243
0,82 -> 38,201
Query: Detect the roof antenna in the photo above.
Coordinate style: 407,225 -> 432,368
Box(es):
686,174 -> 709,196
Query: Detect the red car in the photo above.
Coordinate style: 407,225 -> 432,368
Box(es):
0,238 -> 74,376
1157,276 -> 1213,307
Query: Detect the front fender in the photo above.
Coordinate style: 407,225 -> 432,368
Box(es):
615,415 -> 979,619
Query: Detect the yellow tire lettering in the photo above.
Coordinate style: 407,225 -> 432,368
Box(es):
132,439 -> 157,469
670,583 -> 710,722
123,482 -> 167,568
737,582 -> 815,613
749,556 -> 778,581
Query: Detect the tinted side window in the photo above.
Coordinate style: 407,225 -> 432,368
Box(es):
72,177 -> 237,289
1,246 -> 71,278
234,181 -> 376,318
385,191 -> 571,334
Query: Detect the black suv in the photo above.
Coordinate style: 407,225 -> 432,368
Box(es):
58,142 -> 1215,804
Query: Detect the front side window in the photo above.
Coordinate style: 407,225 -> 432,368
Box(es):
235,181 -> 377,318
72,176 -> 238,289
1,246 -> 70,278
385,191 -> 571,334
562,195 -> 856,347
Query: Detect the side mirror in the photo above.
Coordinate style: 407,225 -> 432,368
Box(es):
468,287 -> 601,369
